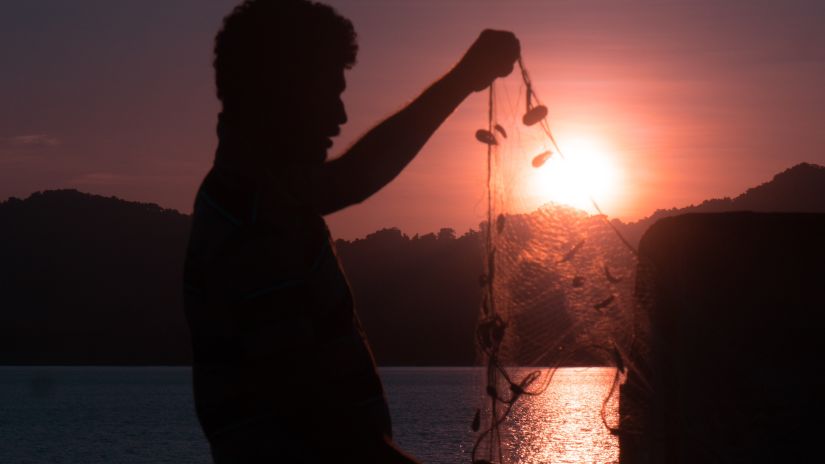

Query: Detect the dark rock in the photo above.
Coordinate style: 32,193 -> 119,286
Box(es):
620,212 -> 825,463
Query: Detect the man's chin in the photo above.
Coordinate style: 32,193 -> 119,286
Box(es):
289,141 -> 329,165
306,148 -> 328,165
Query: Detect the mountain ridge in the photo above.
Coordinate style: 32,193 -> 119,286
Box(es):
613,162 -> 825,245
2,162 -> 823,365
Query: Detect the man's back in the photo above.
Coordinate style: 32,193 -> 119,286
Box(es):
183,163 -> 393,461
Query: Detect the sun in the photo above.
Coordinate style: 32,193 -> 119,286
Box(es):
527,135 -> 622,213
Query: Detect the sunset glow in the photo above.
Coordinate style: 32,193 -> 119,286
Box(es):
527,135 -> 623,213
2,0 -> 824,240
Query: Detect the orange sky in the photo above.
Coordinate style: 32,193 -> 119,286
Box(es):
2,1 -> 825,239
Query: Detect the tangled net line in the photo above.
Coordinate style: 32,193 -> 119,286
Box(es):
469,54 -> 644,464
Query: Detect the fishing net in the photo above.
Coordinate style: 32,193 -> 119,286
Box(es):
469,56 -> 652,463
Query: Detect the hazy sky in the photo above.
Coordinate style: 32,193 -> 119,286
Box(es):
2,0 -> 825,239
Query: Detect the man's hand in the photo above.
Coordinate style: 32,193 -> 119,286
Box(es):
453,29 -> 521,93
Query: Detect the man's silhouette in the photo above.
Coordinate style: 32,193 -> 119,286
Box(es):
183,1 -> 519,462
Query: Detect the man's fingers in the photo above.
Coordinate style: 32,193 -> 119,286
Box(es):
494,32 -> 519,78
488,30 -> 520,67
458,29 -> 521,91
498,62 -> 515,79
510,36 -> 521,59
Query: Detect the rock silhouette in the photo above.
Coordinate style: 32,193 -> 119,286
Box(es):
620,212 -> 825,463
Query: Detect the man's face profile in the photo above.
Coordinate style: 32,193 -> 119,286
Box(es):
270,63 -> 347,166
299,65 -> 348,164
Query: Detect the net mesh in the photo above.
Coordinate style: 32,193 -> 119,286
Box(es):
470,56 -> 651,463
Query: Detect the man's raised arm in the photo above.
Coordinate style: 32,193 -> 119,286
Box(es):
311,30 -> 520,215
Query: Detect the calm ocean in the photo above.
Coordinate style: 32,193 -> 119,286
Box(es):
0,366 -> 618,463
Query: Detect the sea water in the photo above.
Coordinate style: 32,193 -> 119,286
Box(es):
0,366 -> 618,463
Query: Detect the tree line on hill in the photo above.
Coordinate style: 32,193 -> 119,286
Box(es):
1,162 -> 823,365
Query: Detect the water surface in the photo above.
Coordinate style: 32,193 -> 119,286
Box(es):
0,366 -> 617,463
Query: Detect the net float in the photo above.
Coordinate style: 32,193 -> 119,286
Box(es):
475,129 -> 498,145
531,150 -> 553,168
522,105 -> 548,126
494,124 -> 508,139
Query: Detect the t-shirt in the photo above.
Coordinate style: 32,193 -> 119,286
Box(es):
183,163 -> 392,456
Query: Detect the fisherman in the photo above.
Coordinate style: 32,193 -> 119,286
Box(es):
183,1 -> 519,462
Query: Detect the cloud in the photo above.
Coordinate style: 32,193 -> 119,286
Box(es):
0,134 -> 61,164
5,134 -> 61,148
0,134 -> 61,163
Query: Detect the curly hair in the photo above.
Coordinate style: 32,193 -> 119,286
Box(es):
214,0 -> 358,112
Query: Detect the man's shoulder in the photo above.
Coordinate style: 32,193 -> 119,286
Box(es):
196,166 -> 319,228
187,166 -> 330,294
195,166 -> 261,226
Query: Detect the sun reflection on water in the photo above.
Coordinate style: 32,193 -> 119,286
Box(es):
502,367 -> 619,464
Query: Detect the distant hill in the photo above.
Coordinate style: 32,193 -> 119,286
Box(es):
0,190 -> 482,366
335,228 -> 482,366
1,162 -> 823,365
614,163 -> 825,245
0,190 -> 193,365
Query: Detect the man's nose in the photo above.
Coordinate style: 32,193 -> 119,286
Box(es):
335,98 -> 347,126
